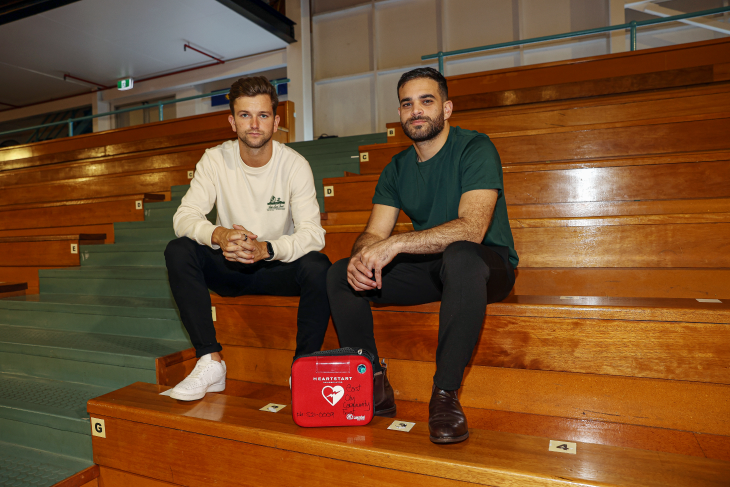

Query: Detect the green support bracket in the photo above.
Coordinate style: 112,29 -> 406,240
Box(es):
630,21 -> 637,51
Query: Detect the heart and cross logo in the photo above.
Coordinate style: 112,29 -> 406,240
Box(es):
322,385 -> 344,406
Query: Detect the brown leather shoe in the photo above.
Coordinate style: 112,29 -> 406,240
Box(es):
373,365 -> 396,417
428,385 -> 469,444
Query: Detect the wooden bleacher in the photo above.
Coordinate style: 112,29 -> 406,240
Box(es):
2,39 -> 730,486
0,104 -> 293,292
144,39 -> 726,485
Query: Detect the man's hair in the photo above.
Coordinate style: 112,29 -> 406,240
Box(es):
396,67 -> 448,101
228,76 -> 279,115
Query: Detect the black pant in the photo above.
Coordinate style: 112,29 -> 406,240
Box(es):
165,237 -> 332,359
326,241 -> 515,391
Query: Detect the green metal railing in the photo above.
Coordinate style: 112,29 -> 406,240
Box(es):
423,6 -> 730,73
0,78 -> 289,140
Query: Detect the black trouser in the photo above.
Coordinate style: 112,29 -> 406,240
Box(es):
326,241 -> 515,391
165,237 -> 332,359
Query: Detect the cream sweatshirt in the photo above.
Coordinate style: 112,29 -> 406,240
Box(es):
173,139 -> 326,263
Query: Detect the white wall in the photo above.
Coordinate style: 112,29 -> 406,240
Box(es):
311,0 -> 728,138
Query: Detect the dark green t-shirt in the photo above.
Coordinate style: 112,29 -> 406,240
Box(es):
372,126 -> 519,268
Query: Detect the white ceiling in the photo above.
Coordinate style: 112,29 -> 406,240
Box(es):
0,0 -> 289,107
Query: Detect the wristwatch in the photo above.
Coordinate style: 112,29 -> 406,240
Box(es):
264,241 -> 274,261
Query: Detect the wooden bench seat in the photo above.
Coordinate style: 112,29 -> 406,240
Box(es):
444,37 -> 730,111
0,167 -> 189,208
0,102 -> 293,172
385,83 -> 730,144
0,234 -> 105,293
197,293 -> 730,438
323,153 -> 730,214
321,212 -> 730,267
320,213 -> 730,298
0,143 -> 210,189
359,113 -> 730,174
153,376 -> 730,463
87,381 -> 730,486
0,234 -> 105,267
0,194 -> 163,234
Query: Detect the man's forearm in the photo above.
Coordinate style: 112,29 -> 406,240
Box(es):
389,217 -> 485,255
352,231 -> 385,257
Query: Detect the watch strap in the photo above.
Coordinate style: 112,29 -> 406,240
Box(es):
264,241 -> 274,261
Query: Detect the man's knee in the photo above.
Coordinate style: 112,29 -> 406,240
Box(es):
296,251 -> 332,284
326,258 -> 350,291
164,237 -> 197,267
441,241 -> 487,276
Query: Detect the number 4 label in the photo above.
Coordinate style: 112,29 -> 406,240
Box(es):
549,440 -> 577,454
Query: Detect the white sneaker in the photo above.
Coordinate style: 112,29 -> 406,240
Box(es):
169,354 -> 226,401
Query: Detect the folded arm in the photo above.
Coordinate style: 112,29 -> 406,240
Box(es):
350,189 -> 498,290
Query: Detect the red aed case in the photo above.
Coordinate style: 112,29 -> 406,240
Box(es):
291,347 -> 374,427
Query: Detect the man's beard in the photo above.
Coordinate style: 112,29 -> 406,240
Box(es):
239,131 -> 273,149
401,111 -> 445,143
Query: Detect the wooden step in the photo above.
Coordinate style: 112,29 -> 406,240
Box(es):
359,113 -> 730,175
87,382 -> 730,486
202,293 -> 730,434
324,155 -> 730,213
0,168 -> 189,208
0,143 -> 207,189
445,37 -> 730,108
0,102 -> 293,172
0,194 -> 162,232
209,294 -> 730,382
321,213 -> 730,269
0,234 -> 105,267
151,377 -> 730,463
513,268 -> 729,299
384,83 -> 730,143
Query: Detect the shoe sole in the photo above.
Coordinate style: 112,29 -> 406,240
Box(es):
429,431 -> 469,444
374,406 -> 397,418
169,382 -> 225,401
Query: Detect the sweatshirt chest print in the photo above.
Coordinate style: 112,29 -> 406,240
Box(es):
267,195 -> 286,211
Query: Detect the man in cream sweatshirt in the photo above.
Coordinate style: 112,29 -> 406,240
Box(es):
164,76 -> 331,401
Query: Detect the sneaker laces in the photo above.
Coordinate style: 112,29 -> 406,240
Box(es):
179,359 -> 216,388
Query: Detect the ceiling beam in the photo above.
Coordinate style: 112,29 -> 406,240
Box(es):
0,0 -> 82,26
215,0 -> 296,44
626,1 -> 730,35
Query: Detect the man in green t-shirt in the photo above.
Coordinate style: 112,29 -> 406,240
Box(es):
326,67 -> 518,444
